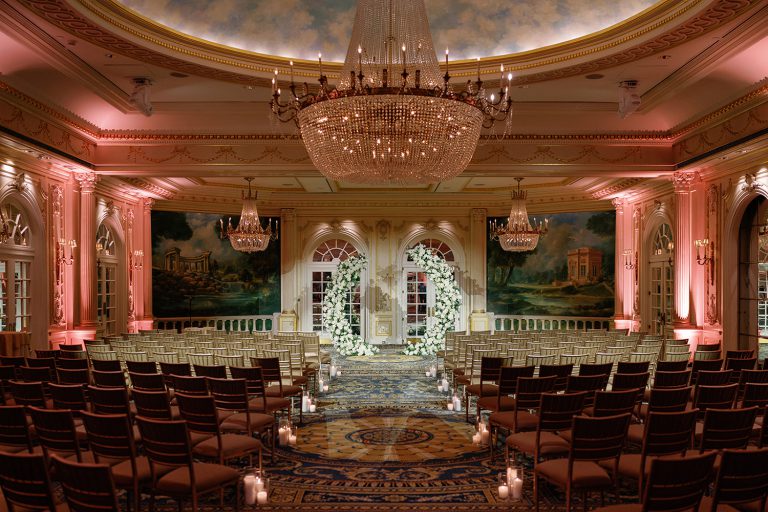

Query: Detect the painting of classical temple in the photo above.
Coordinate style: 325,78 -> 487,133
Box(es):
487,211 -> 615,318
151,211 -> 280,318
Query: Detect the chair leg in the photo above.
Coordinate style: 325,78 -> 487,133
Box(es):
534,472 -> 539,512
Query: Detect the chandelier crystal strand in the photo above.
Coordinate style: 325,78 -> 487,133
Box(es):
490,178 -> 549,252
220,178 -> 278,253
271,0 -> 513,185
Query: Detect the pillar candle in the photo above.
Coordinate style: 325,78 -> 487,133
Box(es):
498,484 -> 509,499
257,490 -> 268,505
512,477 -> 523,500
244,475 -> 256,505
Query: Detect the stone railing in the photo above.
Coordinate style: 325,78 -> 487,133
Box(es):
154,314 -> 278,334
490,313 -> 613,332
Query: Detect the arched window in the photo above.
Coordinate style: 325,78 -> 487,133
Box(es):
0,203 -> 33,331
309,239 -> 362,334
96,223 -> 118,335
648,223 -> 674,335
407,238 -> 454,262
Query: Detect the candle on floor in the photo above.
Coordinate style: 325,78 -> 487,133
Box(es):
289,433 -> 297,446
447,401 -> 454,411
309,402 -> 317,413
279,425 -> 290,446
481,428 -> 490,445
330,365 -> 337,378
301,393 -> 309,413
507,466 -> 517,484
511,477 -> 523,500
257,490 -> 268,505
318,378 -> 324,391
437,383 -> 443,392
323,384 -> 329,392
498,483 -> 509,499
254,476 -> 264,493
472,432 -> 481,445
441,377 -> 448,390
336,370 -> 341,377
244,474 -> 257,505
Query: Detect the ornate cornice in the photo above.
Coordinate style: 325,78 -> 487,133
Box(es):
74,170 -> 98,192
122,178 -> 175,199
592,179 -> 645,199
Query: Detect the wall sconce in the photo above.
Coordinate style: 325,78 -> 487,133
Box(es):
58,238 -> 77,265
694,238 -> 711,265
622,249 -> 636,270
667,242 -> 674,266
132,249 -> 144,271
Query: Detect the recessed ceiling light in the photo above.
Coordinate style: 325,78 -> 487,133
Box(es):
585,74 -> 604,80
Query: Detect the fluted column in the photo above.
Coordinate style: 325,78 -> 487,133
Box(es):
673,171 -> 697,326
280,208 -> 297,311
612,197 -> 625,320
75,172 -> 98,328
141,198 -> 154,323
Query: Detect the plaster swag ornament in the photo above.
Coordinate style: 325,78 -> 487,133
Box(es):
403,244 -> 462,356
322,255 -> 378,356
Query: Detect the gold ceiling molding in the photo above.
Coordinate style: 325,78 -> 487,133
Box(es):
13,0 -> 759,88
471,145 -> 646,165
121,178 -> 175,199
123,145 -> 311,166
591,179 -> 646,199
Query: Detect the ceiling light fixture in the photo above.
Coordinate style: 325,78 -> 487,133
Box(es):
489,178 -> 548,252
220,178 -> 278,253
618,80 -> 640,118
270,0 -> 513,185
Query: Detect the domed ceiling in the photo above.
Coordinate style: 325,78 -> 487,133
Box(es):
117,0 -> 660,61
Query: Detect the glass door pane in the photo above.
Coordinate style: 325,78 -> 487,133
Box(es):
13,261 -> 30,331
0,261 -> 6,331
405,271 -> 429,337
105,264 -> 117,335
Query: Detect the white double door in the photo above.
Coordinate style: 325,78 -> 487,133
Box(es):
401,268 -> 437,340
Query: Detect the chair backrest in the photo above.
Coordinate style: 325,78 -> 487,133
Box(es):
565,374 -> 608,406
49,383 -> 88,412
91,370 -> 126,388
0,452 -> 57,510
88,385 -> 131,415
0,356 -> 25,368
56,358 -> 89,370
10,380 -> 48,408
28,406 -> 84,461
56,368 -> 90,385
136,416 -> 193,470
691,359 -> 724,385
655,359 -> 689,372
569,413 -> 631,463
175,393 -> 221,435
743,383 -> 768,408
193,364 -> 227,379
612,372 -> 650,393
80,411 -> 136,461
51,454 -> 120,512
26,357 -> 56,370
652,370 -> 691,389
125,360 -> 156,374
640,451 -> 716,512
0,405 -> 34,453
131,389 -> 174,420
642,409 -> 698,457
207,377 -> 249,413
592,389 -> 640,417
707,448 -> 768,511
647,386 -> 693,414
537,392 -> 587,433
496,365 -> 535,397
129,372 -> 166,391
617,360 -> 651,374
35,349 -> 58,359
695,370 -> 732,387
726,349 -> 755,360
90,359 -> 121,372
477,356 -> 505,385
159,361 -> 192,377
256,357 -> 283,388
693,384 -> 738,413
578,362 -> 614,376
171,375 -> 209,396
19,366 -> 53,385
698,406 -> 758,451
514,375 -> 557,411
539,364 -> 574,392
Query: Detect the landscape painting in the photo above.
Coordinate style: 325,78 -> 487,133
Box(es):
151,211 -> 280,318
487,211 -> 615,318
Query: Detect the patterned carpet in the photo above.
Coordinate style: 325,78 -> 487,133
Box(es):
149,348 -> 634,511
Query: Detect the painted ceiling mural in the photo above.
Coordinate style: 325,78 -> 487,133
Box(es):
117,0 -> 659,61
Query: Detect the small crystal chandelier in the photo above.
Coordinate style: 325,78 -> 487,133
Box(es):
270,0 -> 513,185
490,178 -> 549,252
220,178 -> 278,253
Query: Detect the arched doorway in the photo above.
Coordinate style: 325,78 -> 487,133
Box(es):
0,203 -> 33,332
647,223 -> 674,336
400,238 -> 457,341
306,239 -> 365,338
737,196 -> 767,353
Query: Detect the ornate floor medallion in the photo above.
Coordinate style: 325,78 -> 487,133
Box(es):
345,427 -> 434,446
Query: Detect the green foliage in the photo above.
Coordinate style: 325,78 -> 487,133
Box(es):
586,211 -> 615,237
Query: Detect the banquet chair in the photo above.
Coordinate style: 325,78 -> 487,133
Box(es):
48,383 -> 89,416
0,405 -> 35,453
586,388 -> 639,418
136,416 -> 241,512
478,365 -> 535,430
629,387 -> 693,444
463,355 -> 505,422
699,448 -> 768,512
229,366 -> 291,417
692,384 -> 738,417
172,375 -> 209,396
539,363 -> 574,393
129,371 -> 167,392
10,380 -> 51,408
131,388 -> 179,420
28,406 -> 88,463
741,382 -> 768,408
489,375 -> 557,453
0,452 -> 59,511
616,360 -> 650,375
579,362 -> 614,377
697,406 -> 757,451
51,454 -> 121,511
91,370 -> 127,388
257,356 -> 303,424
565,374 -> 608,408
193,364 -> 227,379
90,358 -> 121,372
88,385 -> 133,416
56,368 -> 90,386
534,412 -> 631,512
654,359 -> 688,373
56,358 -> 89,371
125,360 -> 157,375
592,451 -> 716,512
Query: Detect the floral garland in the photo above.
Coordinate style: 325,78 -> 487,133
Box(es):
322,255 -> 379,356
403,244 -> 462,356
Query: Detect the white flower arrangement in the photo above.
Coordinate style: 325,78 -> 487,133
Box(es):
322,255 -> 379,356
403,244 -> 462,356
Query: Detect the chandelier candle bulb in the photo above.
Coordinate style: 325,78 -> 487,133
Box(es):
476,57 -> 481,82
318,53 -> 323,77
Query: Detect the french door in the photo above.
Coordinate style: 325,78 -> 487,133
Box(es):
97,259 -> 117,335
403,269 -> 435,338
649,262 -> 673,336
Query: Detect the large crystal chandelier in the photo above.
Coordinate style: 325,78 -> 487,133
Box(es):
270,0 -> 513,185
220,178 -> 278,253
490,178 -> 549,252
